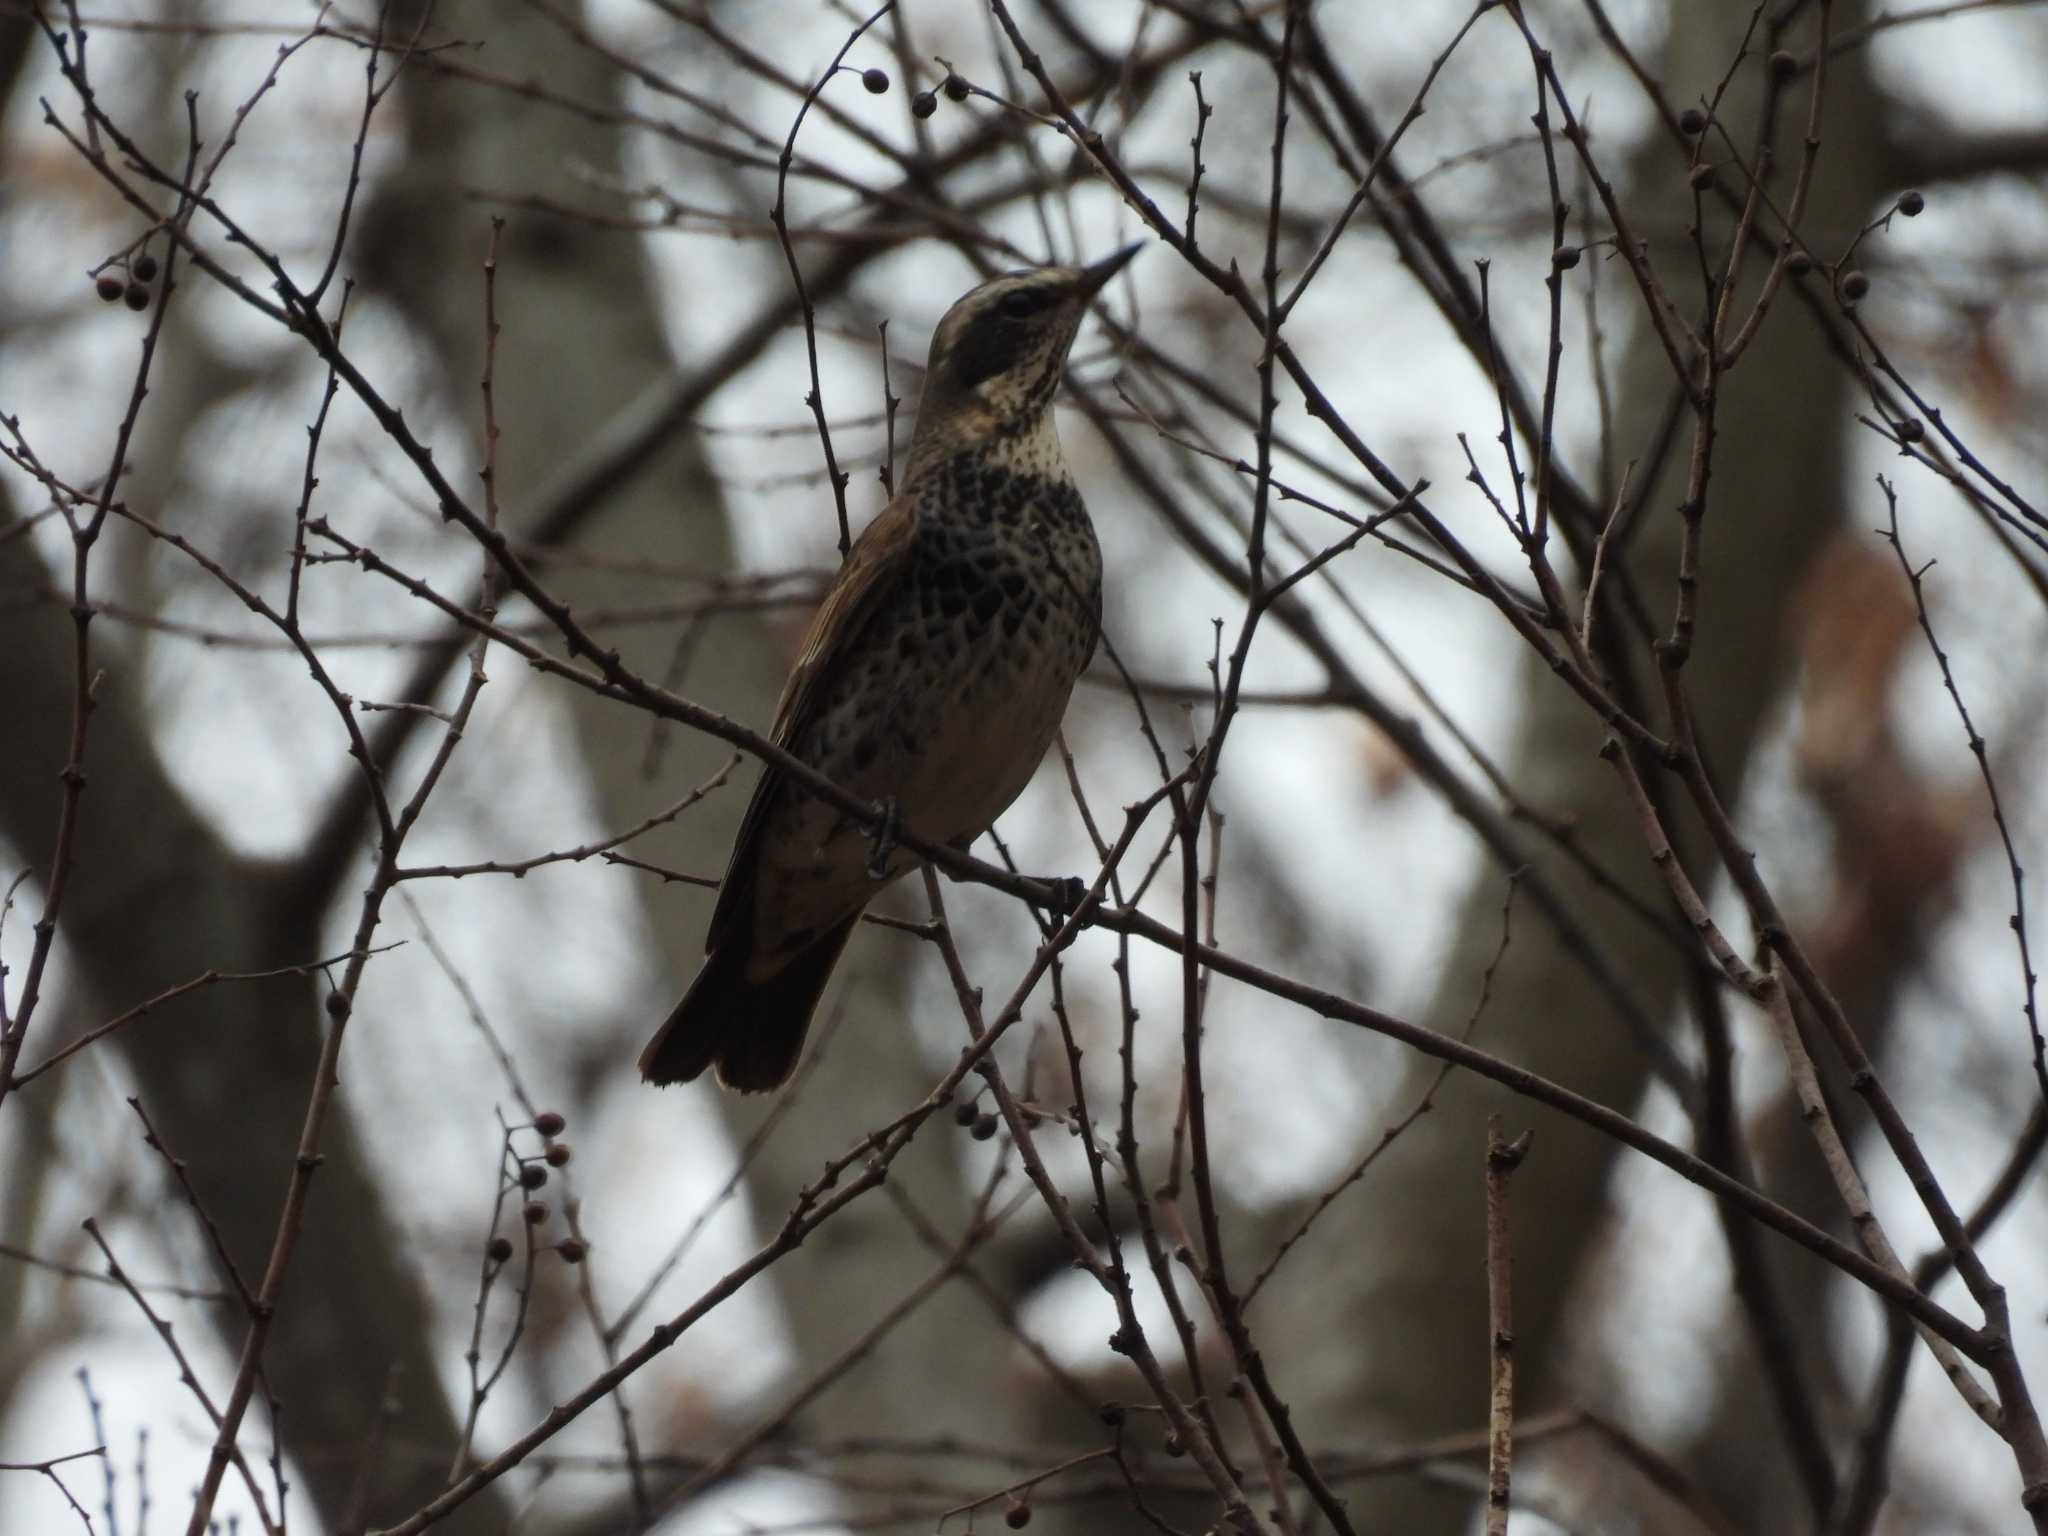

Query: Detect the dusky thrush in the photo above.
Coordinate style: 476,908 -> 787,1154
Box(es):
640,244 -> 1139,1091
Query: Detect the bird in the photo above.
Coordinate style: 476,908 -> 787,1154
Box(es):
639,243 -> 1141,1092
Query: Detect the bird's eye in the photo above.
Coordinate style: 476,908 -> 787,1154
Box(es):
998,289 -> 1045,319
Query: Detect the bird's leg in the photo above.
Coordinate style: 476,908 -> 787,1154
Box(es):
865,797 -> 902,880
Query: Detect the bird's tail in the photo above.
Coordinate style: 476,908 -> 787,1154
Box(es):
638,915 -> 857,1092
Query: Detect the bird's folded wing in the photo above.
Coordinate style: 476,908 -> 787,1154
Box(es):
701,493 -> 921,950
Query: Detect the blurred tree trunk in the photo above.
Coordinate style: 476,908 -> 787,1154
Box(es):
1252,7 -> 1888,1530
0,0 -> 56,1415
0,15 -> 512,1535
358,5 -> 1047,1526
1660,556 -> 1972,1522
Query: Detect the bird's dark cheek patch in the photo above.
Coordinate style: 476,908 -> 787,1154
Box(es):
950,322 -> 1014,392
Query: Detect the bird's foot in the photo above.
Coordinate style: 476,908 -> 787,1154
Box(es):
1039,875 -> 1090,918
865,797 -> 903,881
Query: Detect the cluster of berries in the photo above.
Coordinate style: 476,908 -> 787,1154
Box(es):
855,63 -> 973,122
484,1110 -> 584,1267
92,248 -> 158,311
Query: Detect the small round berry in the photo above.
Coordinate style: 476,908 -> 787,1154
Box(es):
95,274 -> 124,303
518,1163 -> 548,1190
1163,1430 -> 1186,1458
522,1198 -> 550,1225
534,1110 -> 567,1137
953,1100 -> 980,1127
943,73 -> 970,103
123,282 -> 150,311
1098,1401 -> 1126,1427
133,253 -> 160,281
1005,1498 -> 1031,1528
1898,189 -> 1925,217
1896,417 -> 1925,444
1786,250 -> 1812,276
970,1111 -> 998,1141
544,1141 -> 572,1167
911,90 -> 937,120
1768,50 -> 1797,79
486,1235 -> 514,1264
861,67 -> 889,95
1552,246 -> 1582,271
556,1237 -> 588,1264
1840,269 -> 1870,301
1687,162 -> 1715,191
1677,107 -> 1706,136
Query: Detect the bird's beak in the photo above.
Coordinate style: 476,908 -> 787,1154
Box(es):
1077,240 -> 1144,295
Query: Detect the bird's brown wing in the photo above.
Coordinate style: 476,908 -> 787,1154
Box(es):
701,493 -> 920,951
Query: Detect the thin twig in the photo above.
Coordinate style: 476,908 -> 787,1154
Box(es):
1484,1120 -> 1530,1536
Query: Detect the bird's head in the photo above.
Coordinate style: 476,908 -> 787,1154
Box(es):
906,243 -> 1141,479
